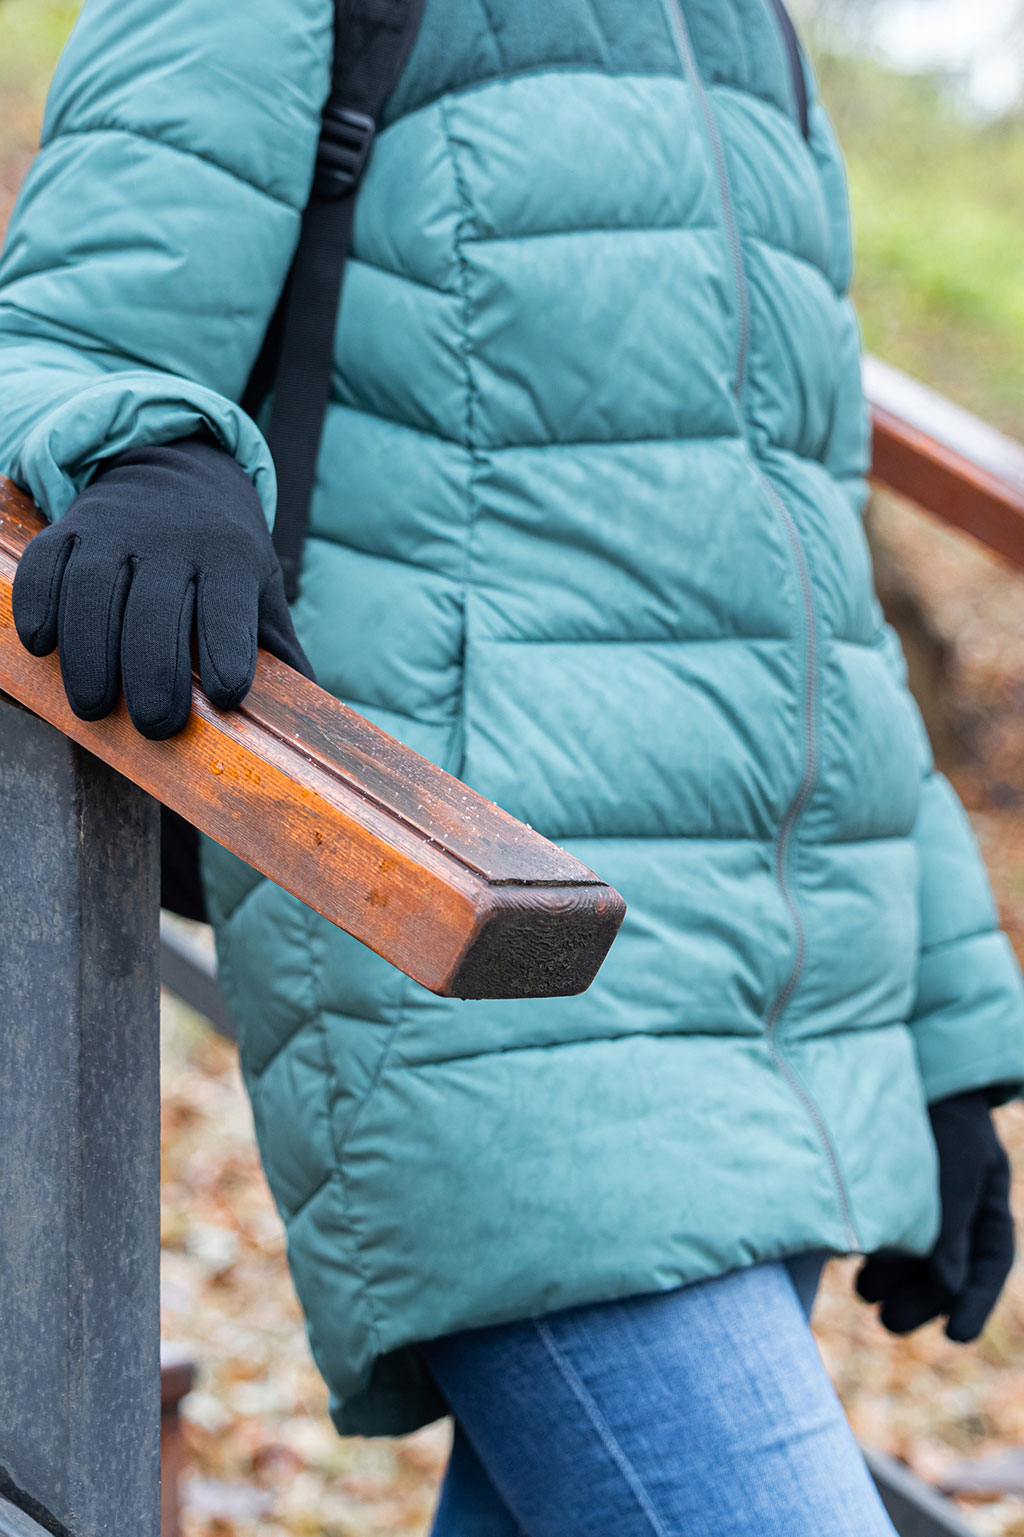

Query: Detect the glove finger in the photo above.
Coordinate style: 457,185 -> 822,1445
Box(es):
11,522 -> 75,656
879,1281 -> 948,1335
195,569 -> 259,711
55,544 -> 132,721
946,1155 -> 1015,1343
929,1128 -> 987,1299
120,561 -> 196,740
929,1215 -> 973,1301
856,1255 -> 916,1306
257,566 -> 316,682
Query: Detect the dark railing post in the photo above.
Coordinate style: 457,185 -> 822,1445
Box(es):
0,694 -> 161,1537
0,1498 -> 51,1537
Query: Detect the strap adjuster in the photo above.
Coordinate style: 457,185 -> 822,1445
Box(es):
314,106 -> 376,198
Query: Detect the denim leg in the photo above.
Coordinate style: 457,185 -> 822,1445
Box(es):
424,1258 -> 896,1537
430,1421 -> 527,1537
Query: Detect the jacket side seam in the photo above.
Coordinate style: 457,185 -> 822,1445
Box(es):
439,94 -> 487,780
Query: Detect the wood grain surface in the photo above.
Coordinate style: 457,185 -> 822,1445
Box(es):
0,478 -> 625,999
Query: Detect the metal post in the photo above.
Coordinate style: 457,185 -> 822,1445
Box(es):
865,1448 -> 980,1537
0,695 -> 161,1537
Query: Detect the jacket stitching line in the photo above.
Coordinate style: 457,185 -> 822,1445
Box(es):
387,1018 -> 912,1074
444,828 -> 909,845
249,1011 -> 318,1085
215,867 -> 268,926
0,298 -> 168,382
470,634 -> 882,653
462,221 -> 720,246
42,123 -> 304,214
741,229 -> 841,306
468,633 -> 790,646
920,1051 -> 1024,1101
249,1001 -> 400,1086
533,1320 -> 673,1537
321,401 -> 744,452
393,1030 -> 785,1073
283,1168 -> 335,1229
474,0 -> 507,73
917,926 -> 1004,961
439,95 -> 486,779
305,528 -> 464,583
402,65 -> 690,123
315,686 -> 458,731
707,78 -> 818,160
348,253 -> 459,300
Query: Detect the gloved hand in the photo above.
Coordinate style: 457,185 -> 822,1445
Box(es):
12,433 -> 313,740
856,1089 -> 1015,1342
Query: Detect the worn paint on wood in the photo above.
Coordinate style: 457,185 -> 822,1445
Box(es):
0,698 -> 161,1537
0,479 -> 625,999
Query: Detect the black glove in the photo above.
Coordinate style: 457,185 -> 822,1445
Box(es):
856,1090 -> 1015,1342
12,433 -> 313,740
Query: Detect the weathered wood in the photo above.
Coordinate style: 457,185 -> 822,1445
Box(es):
160,1350 -> 196,1537
866,354 -> 1024,570
864,1447 -> 979,1537
160,914 -> 237,1040
0,696 -> 161,1537
0,479 -> 625,999
0,1499 -> 53,1537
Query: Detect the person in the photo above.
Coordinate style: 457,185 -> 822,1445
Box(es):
1,2 -> 1022,1531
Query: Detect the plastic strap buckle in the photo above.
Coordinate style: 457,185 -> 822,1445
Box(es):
313,106 -> 376,198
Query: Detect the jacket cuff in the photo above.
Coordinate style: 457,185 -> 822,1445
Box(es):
11,368 -> 277,527
912,928 -> 1024,1105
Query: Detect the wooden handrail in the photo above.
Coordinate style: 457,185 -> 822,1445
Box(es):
865,354 -> 1024,569
0,480 -> 625,1000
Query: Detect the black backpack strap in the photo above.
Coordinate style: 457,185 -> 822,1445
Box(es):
246,0 -> 425,601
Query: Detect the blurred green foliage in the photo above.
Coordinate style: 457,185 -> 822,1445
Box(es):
0,0 -> 1021,432
0,0 -> 82,100
816,50 -> 1024,433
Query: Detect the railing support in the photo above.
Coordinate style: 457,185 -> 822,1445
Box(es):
0,1497 -> 51,1537
0,695 -> 161,1537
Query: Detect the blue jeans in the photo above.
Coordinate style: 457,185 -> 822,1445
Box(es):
419,1254 -> 897,1536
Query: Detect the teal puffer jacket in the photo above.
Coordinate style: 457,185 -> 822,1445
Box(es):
3,0 -> 1024,1437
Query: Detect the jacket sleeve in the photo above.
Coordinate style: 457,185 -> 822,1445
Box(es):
874,618 -> 1024,1105
0,0 -> 333,523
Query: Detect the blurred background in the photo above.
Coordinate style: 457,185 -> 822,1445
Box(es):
2,1 -> 1024,1532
